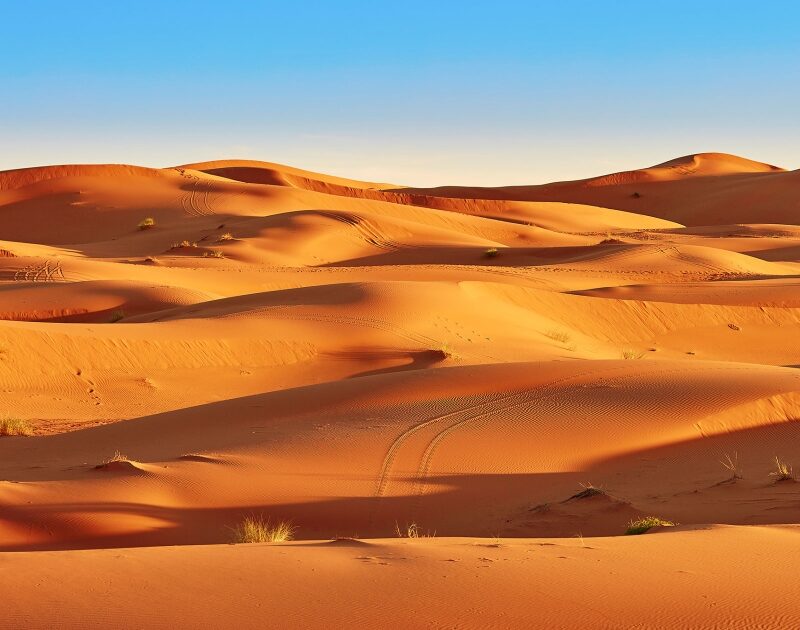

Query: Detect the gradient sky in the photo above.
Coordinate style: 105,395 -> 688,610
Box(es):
1,1 -> 798,186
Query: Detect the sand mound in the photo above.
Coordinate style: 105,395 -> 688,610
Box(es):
390,152 -> 799,226
0,164 -> 169,192
585,152 -> 784,187
650,152 -> 784,175
180,159 -> 399,191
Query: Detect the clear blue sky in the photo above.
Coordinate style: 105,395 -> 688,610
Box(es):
1,1 -> 797,185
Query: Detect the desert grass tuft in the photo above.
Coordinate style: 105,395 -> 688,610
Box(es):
217,232 -> 234,242
231,515 -> 295,543
395,521 -> 435,539
104,450 -> 128,464
544,329 -> 571,344
138,217 -> 155,230
599,236 -> 624,245
625,516 -> 675,535
484,247 -> 499,258
0,417 -> 33,436
569,483 -> 606,500
109,309 -> 125,323
621,348 -> 645,360
202,249 -> 225,258
719,452 -> 742,480
770,456 -> 794,481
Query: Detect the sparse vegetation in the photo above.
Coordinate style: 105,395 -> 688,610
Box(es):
144,256 -> 158,264
484,248 -> 499,258
109,309 -> 125,323
172,240 -> 198,249
0,417 -> 33,436
569,483 -> 606,500
202,249 -> 225,258
217,232 -> 234,242
599,232 -> 624,245
621,348 -> 645,360
625,516 -> 675,535
770,457 -> 794,482
544,329 -> 571,344
95,450 -> 129,468
138,217 -> 155,230
231,516 -> 295,543
395,521 -> 435,539
432,343 -> 455,360
719,452 -> 742,480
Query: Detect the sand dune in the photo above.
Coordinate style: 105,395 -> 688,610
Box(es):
180,158 -> 400,191
1,153 -> 799,628
393,153 -> 800,226
6,527 -> 800,630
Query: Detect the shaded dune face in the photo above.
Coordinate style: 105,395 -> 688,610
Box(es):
1,152 -> 800,626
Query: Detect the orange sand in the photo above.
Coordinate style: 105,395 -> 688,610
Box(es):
1,153 -> 799,628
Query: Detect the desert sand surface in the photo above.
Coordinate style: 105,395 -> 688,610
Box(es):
1,152 -> 800,628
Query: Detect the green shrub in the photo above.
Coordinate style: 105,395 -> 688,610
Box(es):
625,516 -> 675,535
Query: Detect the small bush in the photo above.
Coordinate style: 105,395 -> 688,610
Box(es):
232,516 -> 295,543
217,232 -> 234,242
625,516 -> 675,535
203,249 -> 225,259
569,483 -> 606,500
138,217 -> 155,230
770,457 -> 794,481
172,240 -> 198,249
104,450 -> 128,464
109,310 -> 125,323
484,248 -> 499,258
395,521 -> 435,538
544,329 -> 571,344
621,348 -> 645,360
0,417 -> 33,436
431,341 -> 458,361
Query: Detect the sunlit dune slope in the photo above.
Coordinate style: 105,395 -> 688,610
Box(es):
5,527 -> 800,630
